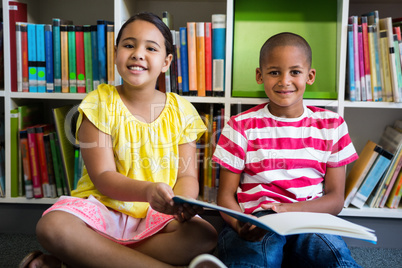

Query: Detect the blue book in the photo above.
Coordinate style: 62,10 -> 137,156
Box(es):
27,24 -> 38,92
97,20 -> 108,84
372,25 -> 382,101
36,24 -> 46,93
347,24 -> 356,101
52,19 -> 62,92
91,25 -> 100,89
179,27 -> 189,94
45,24 -> 54,92
351,148 -> 394,209
212,14 -> 226,96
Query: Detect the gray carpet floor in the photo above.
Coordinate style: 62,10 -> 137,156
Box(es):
1,233 -> 401,267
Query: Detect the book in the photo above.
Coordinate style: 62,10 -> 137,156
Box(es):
44,24 -> 54,93
204,22 -> 212,96
34,125 -> 52,198
350,148 -> 393,209
211,14 -> 226,96
161,14 -> 172,93
367,25 -> 379,101
19,130 -> 33,199
27,24 -> 38,93
358,25 -> 366,101
67,25 -> 77,93
97,20 -> 110,84
20,23 -> 29,92
172,196 -> 377,243
175,31 -> 183,95
179,27 -> 190,95
43,133 -> 57,198
379,30 -> 393,101
349,16 -> 361,101
107,24 -> 115,86
91,25 -> 100,90
9,1 -> 27,92
361,16 -> 372,101
48,132 -> 65,196
392,34 -> 402,102
52,105 -> 76,195
36,24 -> 47,93
83,25 -> 93,92
75,25 -> 86,93
10,109 -> 20,197
385,169 -> 402,208
187,22 -> 198,96
347,24 -> 356,101
16,22 -> 23,92
60,25 -> 69,93
344,140 -> 381,207
378,125 -> 402,154
27,127 -> 43,198
170,30 -> 179,94
196,22 -> 206,97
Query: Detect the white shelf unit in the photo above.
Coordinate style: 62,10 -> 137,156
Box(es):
0,0 -> 401,220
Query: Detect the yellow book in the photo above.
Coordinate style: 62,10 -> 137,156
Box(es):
187,22 -> 198,95
379,30 -> 393,101
367,26 -> 378,101
196,22 -> 206,97
60,25 -> 69,93
107,24 -> 115,86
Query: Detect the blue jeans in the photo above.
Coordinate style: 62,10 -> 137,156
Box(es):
217,224 -> 362,268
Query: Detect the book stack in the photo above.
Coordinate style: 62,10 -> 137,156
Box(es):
197,104 -> 225,202
346,11 -> 402,103
159,12 -> 226,97
344,119 -> 402,209
15,19 -> 114,93
9,104 -> 84,199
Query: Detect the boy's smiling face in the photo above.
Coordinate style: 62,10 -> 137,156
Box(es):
256,45 -> 316,118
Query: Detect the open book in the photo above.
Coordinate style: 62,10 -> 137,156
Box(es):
173,196 -> 377,244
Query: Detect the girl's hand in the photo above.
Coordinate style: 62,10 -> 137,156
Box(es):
174,203 -> 204,222
260,202 -> 290,213
235,219 -> 268,242
146,182 -> 175,215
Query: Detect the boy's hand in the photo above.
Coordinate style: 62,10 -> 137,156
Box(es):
235,219 -> 268,242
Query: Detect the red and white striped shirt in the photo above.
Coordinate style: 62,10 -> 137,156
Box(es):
212,103 -> 358,214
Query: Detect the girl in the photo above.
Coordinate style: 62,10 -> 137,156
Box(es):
21,12 -> 221,268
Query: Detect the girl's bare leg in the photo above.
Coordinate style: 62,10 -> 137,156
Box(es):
33,211 -> 217,268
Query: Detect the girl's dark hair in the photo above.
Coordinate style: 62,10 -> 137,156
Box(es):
116,12 -> 174,56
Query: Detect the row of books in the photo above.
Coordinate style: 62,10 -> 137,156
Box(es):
9,104 -> 79,199
344,119 -> 402,209
346,11 -> 402,103
159,12 -> 226,97
15,19 -> 114,93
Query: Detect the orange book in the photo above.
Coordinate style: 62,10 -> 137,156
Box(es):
107,24 -> 115,86
187,22 -> 198,95
196,22 -> 206,97
35,125 -> 52,198
204,22 -> 212,96
60,25 -> 69,93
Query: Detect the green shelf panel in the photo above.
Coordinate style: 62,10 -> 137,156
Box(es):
232,0 -> 339,100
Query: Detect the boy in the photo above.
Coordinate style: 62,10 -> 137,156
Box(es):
212,32 -> 361,267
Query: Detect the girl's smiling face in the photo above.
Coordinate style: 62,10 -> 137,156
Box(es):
256,45 -> 316,118
115,19 -> 172,89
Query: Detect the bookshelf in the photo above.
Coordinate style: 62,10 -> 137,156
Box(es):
0,0 -> 401,221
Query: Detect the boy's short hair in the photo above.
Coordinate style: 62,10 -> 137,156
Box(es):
259,32 -> 312,69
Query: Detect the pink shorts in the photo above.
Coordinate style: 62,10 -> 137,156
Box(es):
43,195 -> 175,245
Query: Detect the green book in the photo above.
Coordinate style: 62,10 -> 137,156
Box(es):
49,132 -> 65,196
231,0 -> 338,99
67,25 -> 77,93
83,25 -> 93,92
10,109 -> 19,197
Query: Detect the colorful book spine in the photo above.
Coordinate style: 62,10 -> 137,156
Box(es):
67,25 -> 77,93
19,130 -> 33,199
179,27 -> 189,95
27,24 -> 38,92
27,127 -> 43,198
9,1 -> 27,92
196,22 -> 206,97
370,25 -> 383,101
36,24 -> 46,93
347,24 -> 356,101
75,26 -> 86,93
361,16 -> 372,101
175,31 -> 183,95
212,14 -> 226,96
386,170 -> 402,208
35,125 -> 51,198
107,24 -> 115,86
97,20 -> 107,84
350,16 -> 361,101
358,25 -> 367,101
205,22 -> 212,96
48,132 -> 65,196
379,30 -> 393,101
91,25 -> 100,90
60,25 -> 69,93
21,23 -> 29,92
392,34 -> 402,102
43,133 -> 57,198
16,22 -> 23,92
367,25 -> 377,101
44,24 -> 54,92
52,19 -> 62,92
187,22 -> 198,96
351,149 -> 393,209
83,25 -> 93,92
10,109 -> 19,197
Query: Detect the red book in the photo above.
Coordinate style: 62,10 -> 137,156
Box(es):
361,16 -> 372,101
204,22 -> 212,96
19,129 -> 33,199
21,23 -> 29,92
75,26 -> 86,93
27,126 -> 43,198
9,1 -> 27,92
35,125 -> 52,198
